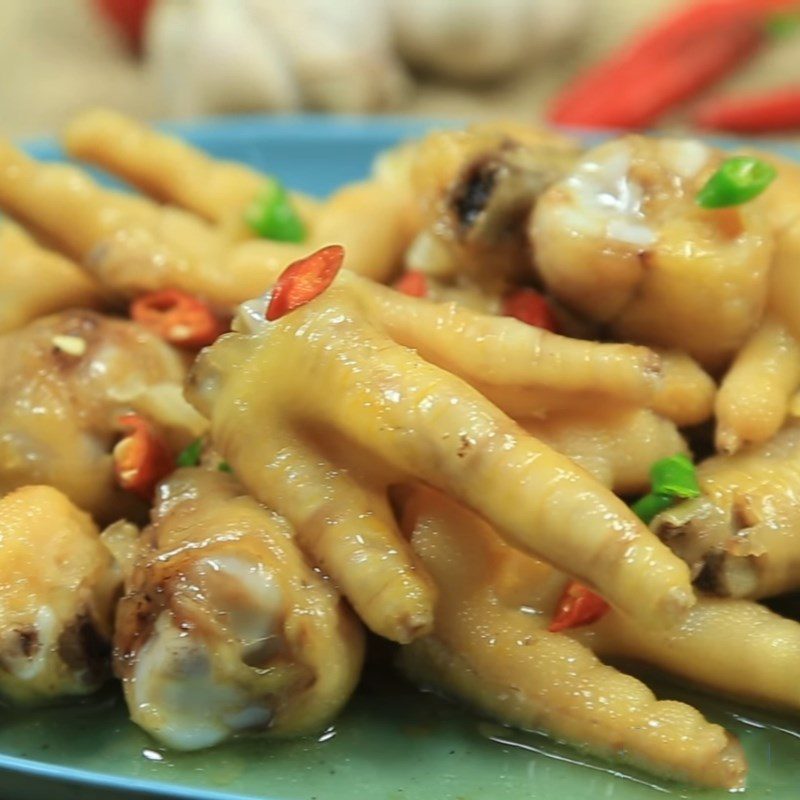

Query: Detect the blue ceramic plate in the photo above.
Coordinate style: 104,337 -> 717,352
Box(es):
6,115 -> 800,800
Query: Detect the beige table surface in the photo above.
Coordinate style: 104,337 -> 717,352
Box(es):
0,0 -> 797,138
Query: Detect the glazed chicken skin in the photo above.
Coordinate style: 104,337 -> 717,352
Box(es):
0,309 -> 202,522
112,468 -> 364,750
396,487 -> 746,790
3,109 -> 800,792
0,120 -> 713,425
187,268 -> 696,645
63,108 -> 321,235
0,110 -> 411,309
712,164 -> 800,453
65,109 -> 413,284
530,135 -> 775,370
0,221 -> 104,334
521,406 -> 688,495
385,122 -> 581,293
0,486 -> 119,704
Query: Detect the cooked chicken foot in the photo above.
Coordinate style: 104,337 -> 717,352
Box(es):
715,316 -> 800,453
397,488 -> 745,789
64,109 -> 412,282
0,486 -> 119,704
652,423 -> 800,598
531,136 -> 774,370
113,468 -> 364,750
0,221 -> 104,333
0,309 -> 202,521
188,273 -> 695,640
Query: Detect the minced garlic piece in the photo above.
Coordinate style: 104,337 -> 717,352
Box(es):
51,335 -> 87,356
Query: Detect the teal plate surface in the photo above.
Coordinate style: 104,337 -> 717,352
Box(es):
7,115 -> 800,800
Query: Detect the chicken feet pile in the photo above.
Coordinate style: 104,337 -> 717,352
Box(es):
2,111 -> 800,791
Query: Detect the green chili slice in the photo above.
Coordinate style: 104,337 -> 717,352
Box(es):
244,181 -> 306,242
176,438 -> 203,468
631,492 -> 675,525
764,12 -> 800,40
696,156 -> 777,209
650,453 -> 701,499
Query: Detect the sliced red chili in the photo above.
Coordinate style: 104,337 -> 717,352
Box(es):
113,414 -> 173,501
393,271 -> 428,298
502,288 -> 557,332
131,290 -> 226,348
266,244 -> 345,321
548,581 -> 610,633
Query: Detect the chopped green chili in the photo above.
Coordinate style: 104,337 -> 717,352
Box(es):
244,181 -> 306,242
764,12 -> 800,40
650,453 -> 701,499
631,454 -> 701,524
176,438 -> 203,468
218,461 -> 233,473
631,492 -> 675,525
696,156 -> 777,209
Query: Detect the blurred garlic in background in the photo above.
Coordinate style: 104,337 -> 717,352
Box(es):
146,0 -> 410,116
147,0 -> 300,115
145,0 -> 588,118
390,0 -> 588,82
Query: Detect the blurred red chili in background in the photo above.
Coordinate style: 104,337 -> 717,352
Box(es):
93,0 -> 153,53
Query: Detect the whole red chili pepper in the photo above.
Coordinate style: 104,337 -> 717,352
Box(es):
266,244 -> 345,321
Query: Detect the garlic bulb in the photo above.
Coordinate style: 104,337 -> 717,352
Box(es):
146,0 -> 299,117
249,0 -> 410,112
146,0 -> 409,118
389,0 -> 588,82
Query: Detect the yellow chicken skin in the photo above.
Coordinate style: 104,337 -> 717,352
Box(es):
389,123 -> 580,292
0,140 -> 289,309
64,108 -> 321,232
312,267 -> 709,431
521,406 -> 688,495
0,221 -> 104,334
113,468 -> 364,750
648,350 -> 716,428
0,131 -> 705,427
0,310 -> 201,522
187,270 -> 695,644
0,486 -> 119,704
530,136 -> 774,370
344,273 -> 676,421
714,315 -> 800,453
396,487 -> 745,790
712,163 -> 800,454
741,149 -> 800,237
64,109 -> 412,284
579,595 -> 800,718
652,423 -> 800,599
